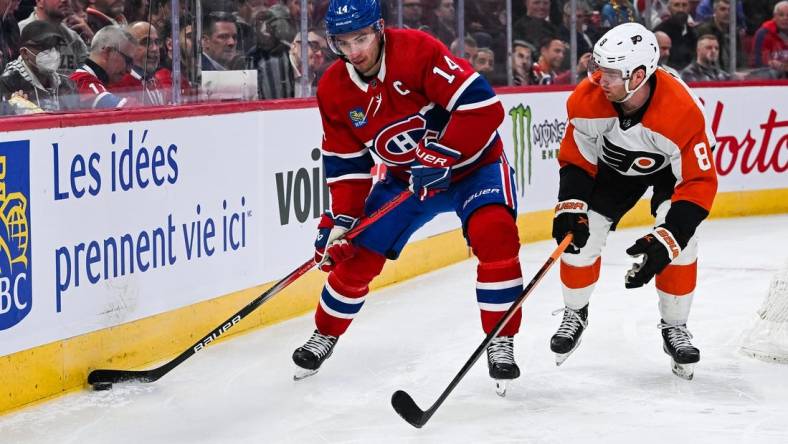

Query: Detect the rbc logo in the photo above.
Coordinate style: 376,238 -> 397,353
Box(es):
0,140 -> 32,331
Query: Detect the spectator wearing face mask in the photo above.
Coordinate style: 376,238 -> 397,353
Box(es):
0,20 -> 79,114
18,0 -> 89,73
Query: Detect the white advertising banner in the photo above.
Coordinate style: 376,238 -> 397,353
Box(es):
1,113 -> 270,356
497,84 -> 788,213
0,83 -> 785,356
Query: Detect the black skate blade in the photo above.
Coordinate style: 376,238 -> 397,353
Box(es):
391,390 -> 428,428
671,361 -> 695,380
293,367 -> 319,381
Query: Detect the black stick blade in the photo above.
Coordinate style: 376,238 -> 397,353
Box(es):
391,390 -> 429,428
88,369 -> 157,385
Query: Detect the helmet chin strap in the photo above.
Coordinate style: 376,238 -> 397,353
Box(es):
615,73 -> 648,103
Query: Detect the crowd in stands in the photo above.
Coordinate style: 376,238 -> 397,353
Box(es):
0,0 -> 784,116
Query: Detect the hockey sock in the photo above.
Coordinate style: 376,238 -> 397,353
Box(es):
468,205 -> 523,336
560,257 -> 601,310
315,247 -> 386,337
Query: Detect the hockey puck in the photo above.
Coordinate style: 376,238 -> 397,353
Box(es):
92,382 -> 113,391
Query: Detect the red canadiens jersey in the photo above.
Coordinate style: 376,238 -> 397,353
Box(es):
69,63 -> 128,109
558,68 -> 718,212
317,28 -> 506,218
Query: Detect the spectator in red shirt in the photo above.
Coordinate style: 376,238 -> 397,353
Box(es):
753,1 -> 788,68
69,25 -> 134,108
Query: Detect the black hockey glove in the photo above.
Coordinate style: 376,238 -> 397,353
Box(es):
552,199 -> 590,254
624,226 -> 682,288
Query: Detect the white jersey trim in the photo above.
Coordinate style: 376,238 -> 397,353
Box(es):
476,278 -> 523,291
478,301 -> 515,312
326,173 -> 372,183
325,281 -> 366,305
321,147 -> 370,159
447,72 -> 480,111
456,96 -> 500,112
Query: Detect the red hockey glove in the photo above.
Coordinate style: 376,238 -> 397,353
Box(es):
314,212 -> 358,272
409,140 -> 461,201
624,226 -> 681,288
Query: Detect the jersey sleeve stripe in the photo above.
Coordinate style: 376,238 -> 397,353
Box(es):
93,92 -> 125,109
456,95 -> 501,112
326,173 -> 373,184
452,133 -> 498,169
321,148 -> 370,159
446,71 -> 480,111
324,151 -> 375,180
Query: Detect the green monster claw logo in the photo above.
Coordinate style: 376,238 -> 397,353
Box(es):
509,104 -> 532,196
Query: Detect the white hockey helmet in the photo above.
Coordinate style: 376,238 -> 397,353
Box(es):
589,22 -> 659,102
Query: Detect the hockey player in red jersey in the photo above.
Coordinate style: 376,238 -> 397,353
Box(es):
550,22 -> 718,380
292,0 -> 524,393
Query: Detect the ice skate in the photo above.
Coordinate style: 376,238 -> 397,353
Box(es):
486,336 -> 520,397
292,330 -> 338,380
550,304 -> 588,366
659,320 -> 700,380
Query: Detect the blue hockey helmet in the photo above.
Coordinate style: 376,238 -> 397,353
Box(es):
325,0 -> 384,57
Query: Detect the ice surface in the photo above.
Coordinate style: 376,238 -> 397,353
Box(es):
1,215 -> 787,444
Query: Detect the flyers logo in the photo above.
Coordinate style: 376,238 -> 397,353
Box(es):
601,137 -> 666,174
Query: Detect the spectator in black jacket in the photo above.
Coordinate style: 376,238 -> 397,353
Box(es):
680,33 -> 732,82
694,0 -> 745,71
0,20 -> 79,114
513,0 -> 559,49
654,0 -> 698,70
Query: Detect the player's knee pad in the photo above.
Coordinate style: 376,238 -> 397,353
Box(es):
329,247 -> 386,296
467,205 -> 520,263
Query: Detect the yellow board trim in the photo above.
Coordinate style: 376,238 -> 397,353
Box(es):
2,188 -> 787,414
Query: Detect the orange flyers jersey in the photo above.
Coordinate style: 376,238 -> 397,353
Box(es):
558,68 -> 718,212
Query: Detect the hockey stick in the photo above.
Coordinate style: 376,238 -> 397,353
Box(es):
391,234 -> 573,428
87,190 -> 412,389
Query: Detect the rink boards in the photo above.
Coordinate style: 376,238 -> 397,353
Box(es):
0,82 -> 786,413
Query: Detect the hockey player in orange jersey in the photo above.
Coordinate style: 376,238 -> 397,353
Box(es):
550,22 -> 718,380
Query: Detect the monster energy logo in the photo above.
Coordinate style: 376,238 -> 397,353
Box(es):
509,104 -> 532,196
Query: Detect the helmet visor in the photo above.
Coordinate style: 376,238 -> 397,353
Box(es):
328,21 -> 382,57
587,57 -> 626,87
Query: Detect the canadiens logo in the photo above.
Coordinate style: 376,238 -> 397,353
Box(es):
348,107 -> 367,128
601,136 -> 666,175
373,115 -> 432,165
0,141 -> 32,331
